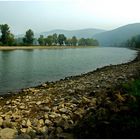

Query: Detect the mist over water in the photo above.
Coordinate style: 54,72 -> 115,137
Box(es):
0,47 -> 137,95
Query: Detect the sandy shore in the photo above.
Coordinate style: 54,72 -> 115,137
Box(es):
0,46 -> 96,50
0,50 -> 139,138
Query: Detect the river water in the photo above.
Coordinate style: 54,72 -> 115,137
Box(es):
0,47 -> 137,94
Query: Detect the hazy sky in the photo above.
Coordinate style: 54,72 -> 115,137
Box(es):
0,0 -> 140,35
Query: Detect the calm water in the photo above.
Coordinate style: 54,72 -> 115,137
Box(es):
0,47 -> 137,95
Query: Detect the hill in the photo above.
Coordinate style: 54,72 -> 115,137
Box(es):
93,23 -> 140,46
16,28 -> 105,39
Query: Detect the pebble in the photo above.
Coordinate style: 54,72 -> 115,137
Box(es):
38,119 -> 44,126
0,128 -> 17,139
26,119 -> 32,127
45,119 -> 52,125
36,101 -> 42,105
59,108 -> 68,113
0,117 -> 3,126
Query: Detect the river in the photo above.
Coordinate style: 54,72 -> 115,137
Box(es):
0,47 -> 137,94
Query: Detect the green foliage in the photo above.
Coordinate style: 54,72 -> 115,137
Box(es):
0,23 -> 100,47
0,24 -> 15,46
122,79 -> 140,96
44,35 -> 53,46
38,35 -> 45,46
23,29 -> 34,46
52,33 -> 58,45
78,38 -> 86,46
58,34 -> 66,46
126,35 -> 140,48
78,38 -> 99,46
71,36 -> 77,46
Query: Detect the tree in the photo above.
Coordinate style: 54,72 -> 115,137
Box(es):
23,29 -> 34,46
44,35 -> 53,46
65,38 -> 72,46
52,33 -> 58,45
0,24 -> 15,46
126,35 -> 140,48
71,36 -> 77,46
78,38 -> 86,46
7,33 -> 15,46
38,35 -> 45,46
86,38 -> 99,46
58,34 -> 66,46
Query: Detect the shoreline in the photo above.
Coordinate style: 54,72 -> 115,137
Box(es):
0,49 -> 139,138
0,46 -> 96,50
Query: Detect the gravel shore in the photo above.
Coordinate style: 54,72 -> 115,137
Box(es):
0,50 -> 140,139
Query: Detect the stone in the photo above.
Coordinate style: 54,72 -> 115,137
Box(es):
41,106 -> 50,112
21,120 -> 26,127
38,119 -> 44,126
44,114 -> 49,119
19,105 -> 25,110
49,114 -> 56,119
61,114 -> 69,120
15,134 -> 31,139
82,97 -> 90,104
20,128 -> 27,133
45,119 -> 52,126
0,128 -> 17,139
36,101 -> 42,105
57,132 -> 73,139
0,117 -> 3,126
56,127 -> 63,134
6,101 -> 11,105
39,126 -> 48,134
59,108 -> 68,113
2,119 -> 13,128
26,119 -> 32,127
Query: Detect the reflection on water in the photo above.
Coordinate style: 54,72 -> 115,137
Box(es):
0,47 -> 137,95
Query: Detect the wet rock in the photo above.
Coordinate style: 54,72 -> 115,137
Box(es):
0,128 -> 17,139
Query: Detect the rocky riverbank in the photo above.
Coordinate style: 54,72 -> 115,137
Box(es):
0,51 -> 140,139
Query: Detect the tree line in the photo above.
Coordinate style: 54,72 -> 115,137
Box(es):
0,24 -> 99,46
125,35 -> 140,48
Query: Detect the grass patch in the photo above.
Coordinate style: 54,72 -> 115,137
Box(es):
122,79 -> 140,96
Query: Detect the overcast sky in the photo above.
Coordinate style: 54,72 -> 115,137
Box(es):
0,0 -> 140,35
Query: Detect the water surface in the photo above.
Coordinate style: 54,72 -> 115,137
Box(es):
0,47 -> 137,94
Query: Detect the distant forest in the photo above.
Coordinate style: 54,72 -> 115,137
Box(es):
124,35 -> 140,48
0,24 -> 99,46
